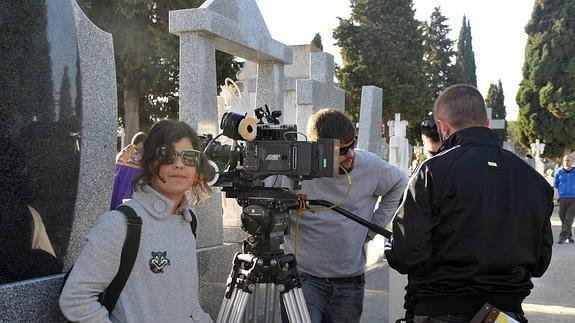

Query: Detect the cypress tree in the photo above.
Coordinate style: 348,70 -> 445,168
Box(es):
312,33 -> 323,51
454,16 -> 477,87
333,0 -> 429,142
515,0 -> 575,158
485,80 -> 506,140
423,6 -> 456,99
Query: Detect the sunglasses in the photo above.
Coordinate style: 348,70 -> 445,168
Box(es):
155,147 -> 201,167
339,138 -> 357,156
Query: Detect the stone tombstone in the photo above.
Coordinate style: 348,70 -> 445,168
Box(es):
169,0 -> 293,317
295,52 -> 345,132
235,43 -> 321,125
531,139 -> 546,175
357,85 -> 383,157
0,0 -> 117,321
387,113 -> 411,174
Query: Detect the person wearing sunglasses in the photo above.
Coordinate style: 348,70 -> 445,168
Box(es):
60,120 -> 213,323
385,85 -> 553,323
280,108 -> 408,323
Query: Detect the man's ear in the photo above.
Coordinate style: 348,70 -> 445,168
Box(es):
436,119 -> 451,141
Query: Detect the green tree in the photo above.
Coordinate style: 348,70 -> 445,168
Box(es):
454,16 -> 477,87
485,80 -> 506,141
77,0 -> 241,139
312,33 -> 323,51
515,0 -> 575,158
333,0 -> 429,142
422,6 -> 456,99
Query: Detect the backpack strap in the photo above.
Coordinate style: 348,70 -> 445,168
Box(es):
101,205 -> 142,313
189,209 -> 197,239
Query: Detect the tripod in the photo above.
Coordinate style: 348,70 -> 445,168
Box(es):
216,188 -> 311,323
215,188 -> 393,323
216,250 -> 310,323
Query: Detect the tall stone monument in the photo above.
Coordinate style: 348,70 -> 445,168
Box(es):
0,0 -> 117,321
357,85 -> 383,157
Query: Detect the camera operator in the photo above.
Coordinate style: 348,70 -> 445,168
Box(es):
384,84 -> 553,323
282,108 -> 407,323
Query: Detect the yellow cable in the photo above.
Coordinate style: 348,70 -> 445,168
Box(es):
291,167 -> 352,257
307,165 -> 352,212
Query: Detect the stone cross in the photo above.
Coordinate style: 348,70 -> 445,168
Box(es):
357,86 -> 383,157
387,113 -> 411,173
531,139 -> 546,175
295,52 -> 345,132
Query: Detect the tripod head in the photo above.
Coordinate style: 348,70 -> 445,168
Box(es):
224,185 -> 393,258
224,187 -> 301,257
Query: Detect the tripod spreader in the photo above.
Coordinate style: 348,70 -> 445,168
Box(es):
306,199 -> 393,239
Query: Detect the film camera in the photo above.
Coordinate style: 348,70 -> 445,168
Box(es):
202,106 -> 339,191
200,106 -> 339,253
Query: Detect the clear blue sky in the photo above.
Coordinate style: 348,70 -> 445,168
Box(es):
255,0 -> 535,121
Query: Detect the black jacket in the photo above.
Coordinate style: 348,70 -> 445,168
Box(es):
385,127 -> 553,315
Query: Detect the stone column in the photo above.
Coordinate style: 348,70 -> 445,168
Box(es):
179,33 -> 219,136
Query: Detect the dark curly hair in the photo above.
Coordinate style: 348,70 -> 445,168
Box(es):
132,120 -> 211,204
307,108 -> 356,143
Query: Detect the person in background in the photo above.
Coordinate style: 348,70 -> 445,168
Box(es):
420,113 -> 441,159
554,153 -> 575,244
412,113 -> 442,172
282,108 -> 408,323
385,84 -> 553,323
60,120 -> 213,322
110,132 -> 146,209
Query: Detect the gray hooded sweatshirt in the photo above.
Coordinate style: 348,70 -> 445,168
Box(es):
59,185 -> 212,323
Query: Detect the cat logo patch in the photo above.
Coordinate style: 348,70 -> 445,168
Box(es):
149,251 -> 170,273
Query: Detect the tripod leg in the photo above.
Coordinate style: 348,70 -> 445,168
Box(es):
229,289 -> 250,323
272,286 -> 281,323
217,288 -> 238,323
292,288 -> 311,321
217,288 -> 251,323
264,283 -> 272,322
282,289 -> 312,323
252,285 -> 259,321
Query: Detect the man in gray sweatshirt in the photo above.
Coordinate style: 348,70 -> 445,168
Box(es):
283,108 -> 408,323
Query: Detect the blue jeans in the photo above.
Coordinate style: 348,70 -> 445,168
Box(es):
282,272 -> 365,323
